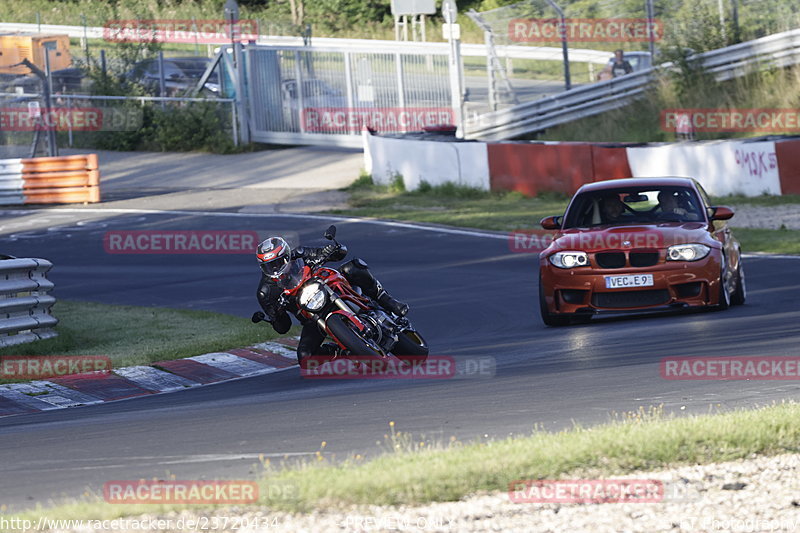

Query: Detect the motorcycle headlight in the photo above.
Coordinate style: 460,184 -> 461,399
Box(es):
549,251 -> 589,269
298,282 -> 327,311
667,244 -> 711,262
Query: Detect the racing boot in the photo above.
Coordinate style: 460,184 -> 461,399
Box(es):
341,258 -> 409,317
377,290 -> 409,317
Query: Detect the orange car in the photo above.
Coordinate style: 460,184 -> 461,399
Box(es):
538,177 -> 745,326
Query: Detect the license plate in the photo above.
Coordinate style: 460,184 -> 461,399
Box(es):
604,274 -> 654,289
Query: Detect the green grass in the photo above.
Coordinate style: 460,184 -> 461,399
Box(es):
11,401 -> 800,519
335,178 -> 570,232
713,194 -> 800,207
729,228 -> 800,255
0,300 -> 287,382
333,179 -> 800,254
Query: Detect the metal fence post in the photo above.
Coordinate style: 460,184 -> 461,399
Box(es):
293,50 -> 306,133
344,51 -> 355,135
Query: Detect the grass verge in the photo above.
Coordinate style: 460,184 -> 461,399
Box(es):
0,300 -> 285,382
11,401 -> 800,519
331,178 -> 800,254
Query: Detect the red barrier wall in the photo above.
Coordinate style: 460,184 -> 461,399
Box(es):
488,143 -> 594,196
591,146 -> 632,182
776,139 -> 800,195
487,143 -> 633,196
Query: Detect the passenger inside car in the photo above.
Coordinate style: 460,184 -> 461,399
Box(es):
655,191 -> 701,221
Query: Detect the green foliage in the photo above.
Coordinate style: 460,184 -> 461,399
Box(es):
389,173 -> 406,194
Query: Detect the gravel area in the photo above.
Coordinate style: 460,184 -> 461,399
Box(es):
46,453 -> 800,533
729,204 -> 800,230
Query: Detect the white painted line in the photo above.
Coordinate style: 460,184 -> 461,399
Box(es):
114,366 -> 200,392
187,352 -> 278,377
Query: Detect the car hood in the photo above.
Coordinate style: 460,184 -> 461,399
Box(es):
550,222 -> 717,252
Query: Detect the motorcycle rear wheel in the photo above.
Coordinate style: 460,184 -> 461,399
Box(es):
392,328 -> 429,365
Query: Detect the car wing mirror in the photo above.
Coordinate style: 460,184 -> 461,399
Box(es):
540,215 -> 562,230
709,206 -> 734,221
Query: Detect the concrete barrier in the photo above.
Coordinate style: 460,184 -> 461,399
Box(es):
363,132 -> 799,197
363,131 -> 490,191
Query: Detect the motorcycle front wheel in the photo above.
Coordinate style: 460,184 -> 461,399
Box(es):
326,313 -> 382,357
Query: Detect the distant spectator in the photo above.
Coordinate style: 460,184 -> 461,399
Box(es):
596,49 -> 634,82
610,49 -> 633,78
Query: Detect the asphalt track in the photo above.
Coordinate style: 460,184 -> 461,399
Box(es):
0,208 -> 798,511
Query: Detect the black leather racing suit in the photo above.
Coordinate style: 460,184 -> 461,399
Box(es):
256,246 -> 399,361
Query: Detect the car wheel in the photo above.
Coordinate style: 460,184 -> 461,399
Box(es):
716,263 -> 731,311
539,273 -> 571,326
730,257 -> 746,306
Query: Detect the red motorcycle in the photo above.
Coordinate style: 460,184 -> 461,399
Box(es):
267,225 -> 428,365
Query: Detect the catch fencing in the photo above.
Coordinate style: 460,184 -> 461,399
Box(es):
0,258 -> 57,348
246,44 -> 454,147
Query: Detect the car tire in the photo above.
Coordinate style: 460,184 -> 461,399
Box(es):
730,257 -> 746,306
716,264 -> 731,311
539,273 -> 571,326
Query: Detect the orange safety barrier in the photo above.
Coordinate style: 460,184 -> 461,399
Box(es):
20,154 -> 100,204
488,143 -> 595,196
591,145 -> 633,182
776,139 -> 800,195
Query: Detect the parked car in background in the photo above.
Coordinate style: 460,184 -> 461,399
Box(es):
124,56 -> 219,96
10,67 -> 88,94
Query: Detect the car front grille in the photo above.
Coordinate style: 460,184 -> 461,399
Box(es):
595,252 -> 626,269
630,251 -> 660,267
592,289 -> 670,308
595,250 -> 661,268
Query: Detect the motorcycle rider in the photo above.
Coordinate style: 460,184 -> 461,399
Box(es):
252,236 -> 409,362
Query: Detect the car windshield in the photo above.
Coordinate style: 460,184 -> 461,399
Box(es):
276,258 -> 306,290
563,186 -> 705,228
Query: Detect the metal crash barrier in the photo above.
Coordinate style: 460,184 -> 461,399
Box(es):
0,257 -> 58,348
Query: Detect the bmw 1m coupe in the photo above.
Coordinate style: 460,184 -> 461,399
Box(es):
538,177 -> 745,326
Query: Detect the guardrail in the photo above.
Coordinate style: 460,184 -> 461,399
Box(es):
465,28 -> 800,140
0,154 -> 100,205
0,22 -> 610,64
0,258 -> 57,348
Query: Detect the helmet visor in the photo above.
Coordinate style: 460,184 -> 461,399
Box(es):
260,254 -> 290,277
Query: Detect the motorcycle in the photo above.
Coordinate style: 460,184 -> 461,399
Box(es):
253,225 -> 428,367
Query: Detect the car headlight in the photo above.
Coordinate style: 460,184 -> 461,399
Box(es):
549,251 -> 589,269
298,282 -> 327,311
667,244 -> 711,261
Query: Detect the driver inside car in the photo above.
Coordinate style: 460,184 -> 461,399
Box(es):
600,194 -> 627,223
253,237 -> 409,362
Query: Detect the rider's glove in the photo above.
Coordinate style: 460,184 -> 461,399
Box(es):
322,244 -> 339,258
